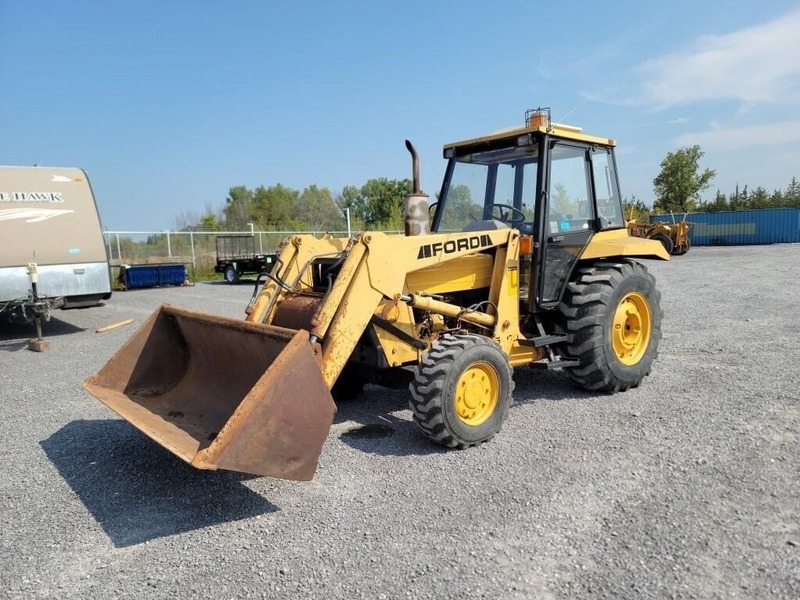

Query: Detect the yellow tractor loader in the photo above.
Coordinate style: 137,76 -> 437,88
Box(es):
85,108 -> 669,481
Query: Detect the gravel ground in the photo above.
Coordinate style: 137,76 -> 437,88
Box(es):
1,245 -> 798,599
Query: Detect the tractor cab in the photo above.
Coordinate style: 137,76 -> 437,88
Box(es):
431,108 -> 637,311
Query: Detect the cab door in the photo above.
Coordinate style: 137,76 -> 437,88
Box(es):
537,141 -> 595,308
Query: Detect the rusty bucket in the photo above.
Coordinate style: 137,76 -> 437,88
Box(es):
84,305 -> 336,481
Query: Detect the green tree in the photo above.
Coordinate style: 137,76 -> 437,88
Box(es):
770,189 -> 785,207
701,190 -> 730,213
653,145 -> 716,213
338,178 -> 412,227
622,195 -> 650,221
748,186 -> 771,209
786,177 -> 800,203
728,184 -> 748,211
335,185 -> 366,231
252,184 -> 298,228
223,185 -> 254,228
364,178 -> 412,227
199,212 -> 222,231
336,184 -> 366,218
297,185 -> 345,231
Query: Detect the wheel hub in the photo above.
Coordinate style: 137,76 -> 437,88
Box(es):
612,291 -> 652,365
455,362 -> 499,426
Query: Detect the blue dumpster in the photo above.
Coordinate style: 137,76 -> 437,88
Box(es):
119,264 -> 187,290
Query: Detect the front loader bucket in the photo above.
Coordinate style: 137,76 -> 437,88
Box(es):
84,305 -> 336,481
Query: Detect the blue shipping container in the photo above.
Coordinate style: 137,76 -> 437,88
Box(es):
651,208 -> 800,246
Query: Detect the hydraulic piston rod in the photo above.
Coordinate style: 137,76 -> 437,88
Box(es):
399,293 -> 495,328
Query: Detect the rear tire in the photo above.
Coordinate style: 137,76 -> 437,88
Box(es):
409,333 -> 513,448
557,260 -> 662,392
225,265 -> 239,284
650,233 -> 674,254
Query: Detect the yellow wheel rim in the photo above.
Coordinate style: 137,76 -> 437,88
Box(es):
612,291 -> 652,365
455,362 -> 499,426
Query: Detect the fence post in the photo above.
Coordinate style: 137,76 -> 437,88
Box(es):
165,231 -> 172,257
105,233 -> 113,262
189,229 -> 195,269
115,233 -> 121,263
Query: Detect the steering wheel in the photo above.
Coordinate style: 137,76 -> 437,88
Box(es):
488,203 -> 526,227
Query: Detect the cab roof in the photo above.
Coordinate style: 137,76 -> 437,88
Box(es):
444,122 -> 617,152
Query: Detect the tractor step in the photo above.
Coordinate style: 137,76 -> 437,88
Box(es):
518,334 -> 568,348
530,357 -> 580,370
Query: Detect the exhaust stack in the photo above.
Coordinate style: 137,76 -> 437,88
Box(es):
403,140 -> 430,236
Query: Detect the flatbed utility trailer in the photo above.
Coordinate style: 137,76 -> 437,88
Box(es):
214,235 -> 277,283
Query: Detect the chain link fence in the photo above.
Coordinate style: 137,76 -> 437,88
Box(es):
102,227 -> 410,282
103,229 -> 344,278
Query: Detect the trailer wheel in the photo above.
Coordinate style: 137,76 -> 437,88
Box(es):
672,237 -> 691,256
649,233 -> 674,255
409,333 -> 513,449
557,260 -> 662,392
224,265 -> 239,284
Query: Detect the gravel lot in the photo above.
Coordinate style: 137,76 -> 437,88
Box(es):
1,245 -> 799,599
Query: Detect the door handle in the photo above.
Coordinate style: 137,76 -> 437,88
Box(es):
548,235 -> 564,243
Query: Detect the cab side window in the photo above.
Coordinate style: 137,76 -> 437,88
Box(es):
547,144 -> 593,234
591,148 -> 624,229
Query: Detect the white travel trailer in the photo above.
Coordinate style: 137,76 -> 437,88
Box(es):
0,166 -> 111,318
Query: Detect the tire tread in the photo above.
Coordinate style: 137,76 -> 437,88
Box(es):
408,333 -> 514,449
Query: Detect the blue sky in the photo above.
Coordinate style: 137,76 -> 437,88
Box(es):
2,1 -> 799,231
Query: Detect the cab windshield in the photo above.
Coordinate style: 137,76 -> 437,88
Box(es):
435,146 -> 539,233
434,142 -> 625,233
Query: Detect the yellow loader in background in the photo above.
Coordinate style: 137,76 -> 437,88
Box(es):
85,108 -> 669,481
627,211 -> 692,256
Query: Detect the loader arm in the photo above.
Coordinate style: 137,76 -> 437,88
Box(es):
246,229 -> 521,389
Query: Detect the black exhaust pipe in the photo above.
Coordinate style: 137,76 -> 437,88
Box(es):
403,140 -> 429,236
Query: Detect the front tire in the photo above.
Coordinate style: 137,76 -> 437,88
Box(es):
558,260 -> 662,392
409,333 -> 514,449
